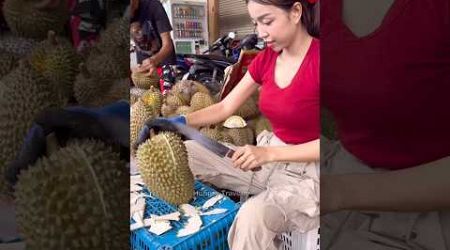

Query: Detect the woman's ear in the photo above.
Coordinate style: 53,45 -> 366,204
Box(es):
291,1 -> 303,24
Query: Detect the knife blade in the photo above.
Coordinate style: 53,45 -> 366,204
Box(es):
172,123 -> 235,158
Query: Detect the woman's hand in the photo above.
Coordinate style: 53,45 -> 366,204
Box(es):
231,145 -> 273,171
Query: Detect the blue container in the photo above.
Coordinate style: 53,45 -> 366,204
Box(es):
131,181 -> 240,250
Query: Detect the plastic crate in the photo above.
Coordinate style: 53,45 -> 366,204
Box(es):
280,228 -> 320,250
130,181 -> 240,250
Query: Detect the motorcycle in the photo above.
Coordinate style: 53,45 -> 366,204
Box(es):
183,32 -> 260,95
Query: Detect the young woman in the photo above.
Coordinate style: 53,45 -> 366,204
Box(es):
321,0 -> 450,249
140,0 -> 320,248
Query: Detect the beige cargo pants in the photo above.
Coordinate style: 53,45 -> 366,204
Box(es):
185,131 -> 320,250
321,138 -> 450,250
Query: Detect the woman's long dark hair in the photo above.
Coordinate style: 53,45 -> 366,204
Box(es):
245,0 -> 320,38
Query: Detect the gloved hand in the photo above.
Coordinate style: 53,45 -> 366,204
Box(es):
5,101 -> 130,187
134,116 -> 187,151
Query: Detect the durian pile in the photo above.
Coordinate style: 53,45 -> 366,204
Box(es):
0,2 -> 130,249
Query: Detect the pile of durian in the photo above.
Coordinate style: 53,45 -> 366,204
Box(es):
1,1 -> 129,248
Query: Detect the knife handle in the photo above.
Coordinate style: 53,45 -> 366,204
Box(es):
226,149 -> 262,172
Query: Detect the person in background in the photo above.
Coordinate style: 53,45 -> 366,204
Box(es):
130,0 -> 177,92
138,0 -> 320,249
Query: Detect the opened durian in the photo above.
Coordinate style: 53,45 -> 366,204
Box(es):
190,92 -> 215,111
2,0 -> 69,39
0,61 -> 60,194
28,31 -> 81,102
136,132 -> 194,205
223,115 -> 247,129
15,139 -> 128,250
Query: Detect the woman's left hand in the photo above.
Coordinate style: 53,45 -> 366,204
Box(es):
231,145 -> 272,171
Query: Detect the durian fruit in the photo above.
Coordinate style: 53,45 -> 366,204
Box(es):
0,61 -> 60,194
136,132 -> 194,205
190,92 -> 215,111
89,78 -> 130,106
192,81 -> 211,95
0,49 -> 17,78
2,0 -> 70,39
95,16 -> 129,57
161,103 -> 177,117
170,80 -> 197,104
85,51 -> 129,80
225,127 -> 255,146
130,100 -> 157,154
200,127 -> 223,142
175,105 -> 193,116
234,96 -> 259,119
130,87 -> 147,105
28,31 -> 81,101
140,86 -> 162,114
15,139 -> 128,250
166,92 -> 186,107
219,131 -> 234,144
73,64 -> 112,106
131,71 -> 160,90
254,115 -> 272,136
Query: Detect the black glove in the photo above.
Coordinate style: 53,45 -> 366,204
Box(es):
5,101 -> 130,187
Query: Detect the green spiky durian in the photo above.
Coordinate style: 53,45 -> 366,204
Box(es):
85,51 -> 129,80
73,64 -> 112,106
234,97 -> 259,119
175,105 -> 193,116
200,127 -> 222,142
131,71 -> 160,90
2,0 -> 69,39
136,132 -> 194,205
87,78 -> 130,107
0,49 -> 17,78
219,131 -> 234,144
95,16 -> 129,56
190,92 -> 215,111
161,103 -> 177,117
165,92 -> 186,108
15,139 -> 128,250
28,31 -> 81,102
170,80 -> 196,104
130,87 -> 147,105
140,86 -> 162,114
225,127 -> 255,146
130,100 -> 157,154
0,61 -> 60,194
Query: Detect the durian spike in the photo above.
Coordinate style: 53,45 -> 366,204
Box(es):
34,0 -> 61,10
47,30 -> 58,46
79,63 -> 91,78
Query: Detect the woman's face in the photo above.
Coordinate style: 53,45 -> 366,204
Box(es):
247,1 -> 302,52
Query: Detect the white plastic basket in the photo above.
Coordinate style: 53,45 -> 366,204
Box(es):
279,228 -> 320,250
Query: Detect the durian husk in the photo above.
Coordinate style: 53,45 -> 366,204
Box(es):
136,132 -> 194,205
73,64 -> 113,106
175,105 -> 193,116
3,0 -> 69,39
130,87 -> 147,105
190,92 -> 215,111
200,127 -> 223,142
88,78 -> 130,107
15,139 -> 128,250
165,92 -> 186,108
